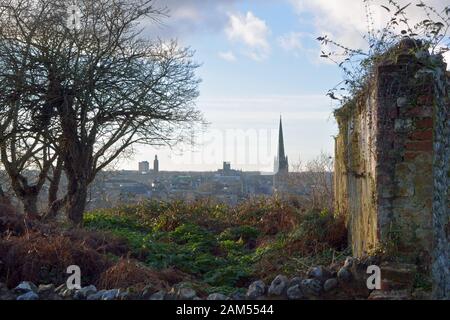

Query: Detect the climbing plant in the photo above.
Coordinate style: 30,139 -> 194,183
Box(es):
317,0 -> 450,102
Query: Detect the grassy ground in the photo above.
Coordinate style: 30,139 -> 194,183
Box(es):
82,197 -> 349,295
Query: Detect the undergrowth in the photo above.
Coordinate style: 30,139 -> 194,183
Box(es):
0,197 -> 348,296
82,198 -> 348,294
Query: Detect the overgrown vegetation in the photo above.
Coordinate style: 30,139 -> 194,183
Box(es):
0,197 -> 348,296
83,198 -> 348,294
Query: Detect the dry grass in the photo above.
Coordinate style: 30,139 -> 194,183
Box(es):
284,212 -> 347,256
233,197 -> 300,235
0,232 -> 110,287
98,259 -> 169,291
98,259 -> 192,292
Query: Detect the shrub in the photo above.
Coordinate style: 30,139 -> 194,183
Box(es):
0,204 -> 26,235
284,209 -> 348,255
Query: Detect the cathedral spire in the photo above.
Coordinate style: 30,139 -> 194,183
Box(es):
278,116 -> 285,161
275,115 -> 289,173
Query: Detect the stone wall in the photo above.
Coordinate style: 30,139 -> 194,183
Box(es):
334,89 -> 378,257
334,40 -> 449,294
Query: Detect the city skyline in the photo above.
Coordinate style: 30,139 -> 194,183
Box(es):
132,115 -> 293,174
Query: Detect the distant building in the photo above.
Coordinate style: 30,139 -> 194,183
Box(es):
153,155 -> 159,173
274,116 -> 289,193
138,161 -> 150,173
223,162 -> 231,175
217,161 -> 241,177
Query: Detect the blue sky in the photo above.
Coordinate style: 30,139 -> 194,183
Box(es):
121,0 -> 449,172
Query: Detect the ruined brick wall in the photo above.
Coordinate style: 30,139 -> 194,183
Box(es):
334,89 -> 378,257
334,41 -> 449,284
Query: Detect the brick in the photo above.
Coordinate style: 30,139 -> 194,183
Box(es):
415,118 -> 433,129
416,95 -> 434,105
388,109 -> 399,118
406,106 -> 433,118
405,141 -> 433,152
403,152 -> 416,161
408,130 -> 433,141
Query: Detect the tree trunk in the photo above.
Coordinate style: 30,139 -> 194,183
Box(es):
56,90 -> 92,227
44,197 -> 66,221
21,193 -> 39,219
44,158 -> 64,220
65,178 -> 88,226
48,159 -> 62,207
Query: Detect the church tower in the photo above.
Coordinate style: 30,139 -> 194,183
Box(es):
274,116 -> 289,173
153,155 -> 159,173
273,116 -> 289,194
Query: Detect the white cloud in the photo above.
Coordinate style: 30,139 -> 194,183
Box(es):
289,0 -> 450,66
278,32 -> 305,55
289,0 -> 371,54
146,0 -> 241,38
444,51 -> 450,67
218,51 -> 237,62
225,11 -> 271,61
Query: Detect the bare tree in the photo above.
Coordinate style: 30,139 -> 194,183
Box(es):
305,152 -> 334,211
288,152 -> 334,211
0,0 -> 203,225
0,0 -> 64,218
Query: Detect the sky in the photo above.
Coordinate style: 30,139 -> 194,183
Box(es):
120,0 -> 450,172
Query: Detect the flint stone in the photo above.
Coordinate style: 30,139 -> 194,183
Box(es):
300,279 -> 322,297
246,280 -> 266,299
149,290 -> 166,300
286,285 -> 304,300
324,278 -> 338,292
288,277 -> 303,288
74,285 -> 97,300
268,275 -> 288,296
307,266 -> 332,283
207,293 -> 230,300
14,281 -> 38,294
178,288 -> 197,300
17,291 -> 39,300
337,267 -> 352,282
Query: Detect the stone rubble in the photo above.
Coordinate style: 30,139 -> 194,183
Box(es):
0,257 -> 426,300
